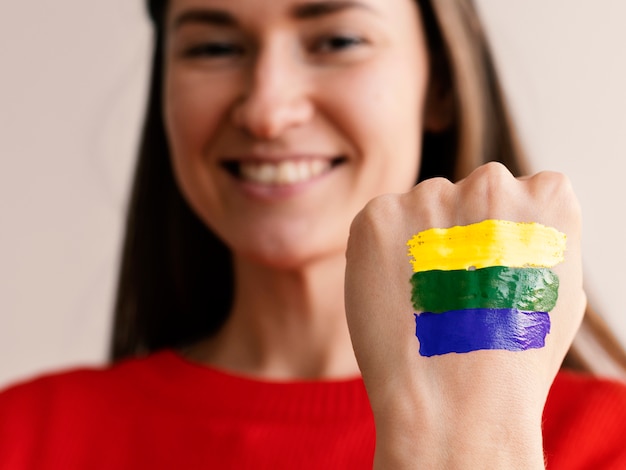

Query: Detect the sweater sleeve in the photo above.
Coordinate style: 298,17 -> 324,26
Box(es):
0,376 -> 56,468
0,368 -> 127,469
543,371 -> 626,469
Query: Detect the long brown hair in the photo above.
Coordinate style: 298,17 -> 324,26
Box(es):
111,0 -> 626,378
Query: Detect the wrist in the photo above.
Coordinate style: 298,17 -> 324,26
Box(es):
374,412 -> 545,470
370,379 -> 546,469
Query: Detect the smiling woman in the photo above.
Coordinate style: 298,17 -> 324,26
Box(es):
164,0 -> 426,276
1,0 -> 626,469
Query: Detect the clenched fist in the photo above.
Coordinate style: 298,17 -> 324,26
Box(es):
345,162 -> 585,469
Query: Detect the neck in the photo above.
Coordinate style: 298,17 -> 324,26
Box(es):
187,253 -> 360,380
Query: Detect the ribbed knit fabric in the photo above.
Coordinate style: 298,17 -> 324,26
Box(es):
0,350 -> 624,469
543,370 -> 626,469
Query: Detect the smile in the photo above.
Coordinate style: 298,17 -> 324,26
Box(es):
222,157 -> 346,186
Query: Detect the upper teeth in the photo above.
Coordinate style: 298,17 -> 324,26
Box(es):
239,160 -> 329,185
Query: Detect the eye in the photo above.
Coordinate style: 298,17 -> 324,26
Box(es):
183,42 -> 245,59
315,35 -> 366,53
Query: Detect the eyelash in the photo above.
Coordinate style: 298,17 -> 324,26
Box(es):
314,35 -> 366,53
184,42 -> 245,58
182,35 -> 366,59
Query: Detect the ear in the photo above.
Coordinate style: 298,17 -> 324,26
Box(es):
423,76 -> 454,133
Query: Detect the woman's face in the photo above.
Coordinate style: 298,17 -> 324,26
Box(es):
164,0 -> 430,268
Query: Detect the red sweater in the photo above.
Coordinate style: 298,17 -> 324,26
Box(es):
0,350 -> 625,469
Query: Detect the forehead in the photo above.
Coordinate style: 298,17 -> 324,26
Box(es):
165,0 -> 420,29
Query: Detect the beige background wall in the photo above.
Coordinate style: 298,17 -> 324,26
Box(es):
1,1 -> 625,388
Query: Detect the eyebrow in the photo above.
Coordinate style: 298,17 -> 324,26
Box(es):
172,9 -> 237,30
171,1 -> 377,30
291,1 -> 378,19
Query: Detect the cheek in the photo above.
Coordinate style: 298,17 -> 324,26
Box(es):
163,69 -> 239,225
331,53 -> 425,138
164,70 -> 234,163
321,57 -> 427,185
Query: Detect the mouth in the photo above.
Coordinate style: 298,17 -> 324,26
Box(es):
221,156 -> 347,186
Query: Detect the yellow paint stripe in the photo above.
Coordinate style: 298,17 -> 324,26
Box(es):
407,219 -> 566,272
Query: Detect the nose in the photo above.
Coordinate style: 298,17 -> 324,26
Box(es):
232,44 -> 314,140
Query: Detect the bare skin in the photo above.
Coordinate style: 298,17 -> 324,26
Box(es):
164,0 -> 585,468
187,253 -> 358,379
346,163 -> 585,468
166,0 -> 429,379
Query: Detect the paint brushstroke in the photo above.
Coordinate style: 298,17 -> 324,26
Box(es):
406,220 -> 566,357
407,219 -> 567,272
414,308 -> 551,356
410,266 -> 559,313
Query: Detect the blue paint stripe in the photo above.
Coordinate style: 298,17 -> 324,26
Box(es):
414,308 -> 551,357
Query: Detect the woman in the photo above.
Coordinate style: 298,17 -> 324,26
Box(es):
1,0 -> 625,468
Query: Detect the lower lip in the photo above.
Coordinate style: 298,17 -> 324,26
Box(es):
228,167 -> 336,202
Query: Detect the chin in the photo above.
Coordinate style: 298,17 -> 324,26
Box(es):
222,215 -> 348,270
237,239 -> 346,271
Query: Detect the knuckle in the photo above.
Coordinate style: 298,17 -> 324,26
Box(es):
350,193 -> 401,235
467,162 -> 514,191
347,194 -> 405,260
527,171 -> 582,228
533,171 -> 579,206
409,176 -> 455,206
413,176 -> 453,193
534,171 -> 572,193
475,161 -> 513,180
405,176 -> 456,225
461,162 -> 515,212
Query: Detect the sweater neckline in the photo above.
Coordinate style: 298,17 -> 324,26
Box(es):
140,349 -> 373,423
167,348 -> 364,385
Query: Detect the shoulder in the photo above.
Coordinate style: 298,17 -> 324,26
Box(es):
543,370 -> 626,468
0,352 -> 175,468
552,368 -> 626,396
1,352 -> 160,403
0,351 -> 172,429
546,369 -> 626,423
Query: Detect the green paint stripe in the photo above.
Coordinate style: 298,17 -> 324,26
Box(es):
410,266 -> 559,313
